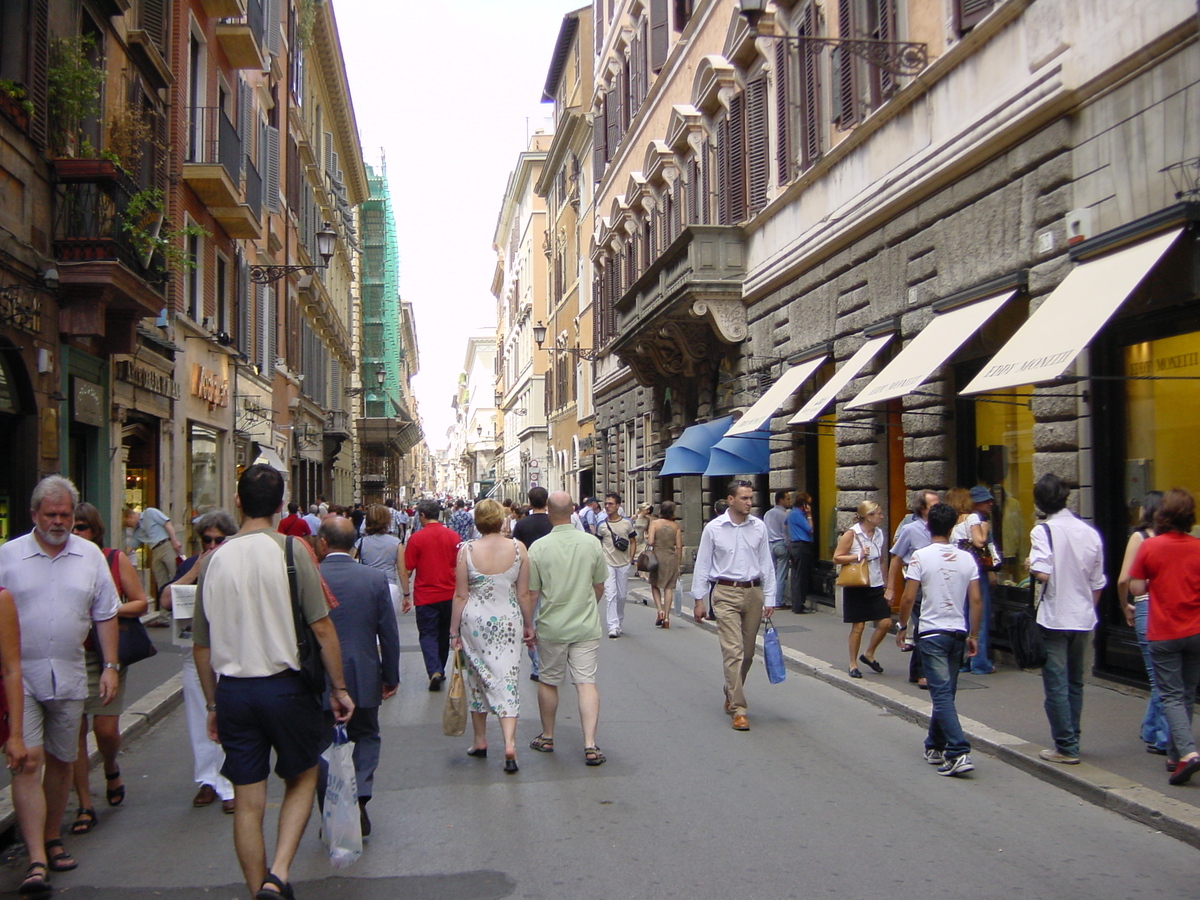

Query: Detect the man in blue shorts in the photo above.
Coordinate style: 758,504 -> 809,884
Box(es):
194,465 -> 353,900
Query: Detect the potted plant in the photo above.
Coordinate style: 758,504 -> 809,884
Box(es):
0,80 -> 34,131
122,187 -> 208,276
46,34 -> 107,170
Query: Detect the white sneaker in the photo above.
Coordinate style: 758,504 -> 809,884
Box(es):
924,748 -> 944,765
937,753 -> 974,776
608,630 -> 620,639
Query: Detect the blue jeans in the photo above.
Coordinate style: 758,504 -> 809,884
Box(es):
919,632 -> 970,758
1040,627 -> 1088,756
415,599 -> 453,678
966,576 -> 994,673
1149,632 -> 1200,761
1133,601 -> 1170,751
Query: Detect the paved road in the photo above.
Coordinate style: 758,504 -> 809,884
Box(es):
4,604 -> 1196,899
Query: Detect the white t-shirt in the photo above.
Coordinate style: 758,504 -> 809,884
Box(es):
905,542 -> 979,633
950,512 -> 982,547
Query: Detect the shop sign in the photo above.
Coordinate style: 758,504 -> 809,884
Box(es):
115,360 -> 181,399
72,377 -> 104,427
192,364 -> 230,409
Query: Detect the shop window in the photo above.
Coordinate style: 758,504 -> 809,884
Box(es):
816,414 -> 838,558
188,424 -> 221,519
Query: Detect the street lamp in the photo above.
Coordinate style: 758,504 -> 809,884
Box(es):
249,223 -> 338,283
737,0 -> 928,76
533,320 -> 598,361
376,366 -> 386,388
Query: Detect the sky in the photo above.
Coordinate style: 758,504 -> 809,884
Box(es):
336,1 -> 572,451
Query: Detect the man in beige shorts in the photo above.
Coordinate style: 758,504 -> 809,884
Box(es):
524,492 -> 609,766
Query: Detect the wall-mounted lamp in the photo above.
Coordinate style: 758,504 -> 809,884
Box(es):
249,223 -> 337,284
533,321 -> 597,360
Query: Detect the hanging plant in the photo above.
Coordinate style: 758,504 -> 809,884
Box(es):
123,187 -> 209,274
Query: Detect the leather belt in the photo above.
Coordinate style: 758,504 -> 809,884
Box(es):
713,578 -> 761,588
151,539 -> 170,549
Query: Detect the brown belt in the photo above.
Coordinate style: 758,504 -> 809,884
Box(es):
713,578 -> 761,589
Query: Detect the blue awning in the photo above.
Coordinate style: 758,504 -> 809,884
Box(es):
659,416 -> 734,477
704,424 -> 771,477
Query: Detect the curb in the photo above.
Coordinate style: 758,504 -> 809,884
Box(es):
0,674 -> 185,839
631,580 -> 1200,848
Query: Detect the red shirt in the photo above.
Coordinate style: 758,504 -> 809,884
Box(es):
278,514 -> 311,537
403,521 -> 460,604
1129,532 -> 1200,641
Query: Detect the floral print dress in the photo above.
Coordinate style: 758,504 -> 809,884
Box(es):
461,540 -> 523,718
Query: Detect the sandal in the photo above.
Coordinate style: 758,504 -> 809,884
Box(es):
529,734 -> 554,753
105,768 -> 125,806
19,861 -> 49,895
71,806 -> 98,834
584,746 -> 606,767
45,839 -> 77,872
255,873 -> 295,900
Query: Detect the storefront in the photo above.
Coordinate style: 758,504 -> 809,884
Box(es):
112,349 -> 177,533
0,337 -> 40,544
180,335 -> 235,527
62,347 -> 110,517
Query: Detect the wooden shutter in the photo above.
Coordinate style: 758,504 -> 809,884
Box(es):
650,0 -> 669,71
238,255 -> 252,357
629,31 -> 642,119
671,180 -> 682,239
286,135 -> 300,211
607,85 -> 621,158
593,95 -> 607,179
264,124 -> 281,213
28,0 -> 49,147
774,40 -> 792,186
266,0 -> 281,56
141,0 -> 166,54
799,3 -> 821,169
834,0 -> 857,128
727,93 -> 746,222
715,120 -> 729,226
324,131 -> 334,175
746,78 -> 768,214
956,0 -> 996,31
875,0 -> 896,98
686,157 -> 698,224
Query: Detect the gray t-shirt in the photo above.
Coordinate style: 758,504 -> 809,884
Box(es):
357,533 -> 402,585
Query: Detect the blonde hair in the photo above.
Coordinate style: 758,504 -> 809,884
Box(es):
945,487 -> 973,517
856,500 -> 881,521
474,499 -> 505,535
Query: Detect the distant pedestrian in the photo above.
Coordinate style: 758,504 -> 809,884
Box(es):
404,500 -> 461,691
0,476 -> 120,888
598,492 -> 637,638
355,505 -> 405,613
786,492 -> 815,613
763,490 -> 792,609
316,496 -> 329,518
301,505 -> 322,535
896,503 -> 981,776
193,465 -> 352,900
1028,473 -> 1105,766
692,480 -> 775,731
646,501 -> 683,629
316,517 -> 400,836
1128,488 -> 1200,785
526,492 -> 608,765
449,499 -> 476,543
834,500 -> 891,679
396,506 -> 410,543
885,490 -> 940,688
512,487 -> 553,549
131,504 -> 182,596
278,502 -> 311,537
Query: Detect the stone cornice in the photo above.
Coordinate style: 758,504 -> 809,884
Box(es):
313,5 -> 369,206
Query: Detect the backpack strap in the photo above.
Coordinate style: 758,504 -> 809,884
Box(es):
104,548 -> 125,600
1034,523 -> 1053,609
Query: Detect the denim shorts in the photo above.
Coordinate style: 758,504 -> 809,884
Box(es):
216,672 -> 325,784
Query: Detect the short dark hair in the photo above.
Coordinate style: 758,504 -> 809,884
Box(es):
238,464 -> 285,519
1137,491 -> 1164,532
417,499 -> 441,522
287,501 -> 299,514
605,491 -> 621,505
774,489 -> 790,504
1033,474 -> 1070,515
926,503 -> 957,539
913,490 -> 939,515
726,479 -> 753,500
1154,488 -> 1195,534
454,499 -> 465,509
527,486 -> 548,508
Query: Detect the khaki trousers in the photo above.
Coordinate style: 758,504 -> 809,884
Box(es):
150,540 -> 177,599
713,583 -> 764,717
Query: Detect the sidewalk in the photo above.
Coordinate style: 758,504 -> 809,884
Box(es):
627,575 -> 1200,848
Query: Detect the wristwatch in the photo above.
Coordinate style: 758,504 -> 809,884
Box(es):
103,662 -> 121,672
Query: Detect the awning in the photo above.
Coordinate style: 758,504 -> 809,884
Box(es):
961,228 -> 1184,395
629,456 -> 666,473
704,424 -> 771,477
254,446 -> 289,476
660,416 -> 734,477
845,292 -> 1014,409
726,356 -> 826,436
789,335 -> 893,424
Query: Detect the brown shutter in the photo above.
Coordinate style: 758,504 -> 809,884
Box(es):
650,0 -> 669,71
593,95 -> 607,179
716,119 -> 729,225
686,157 -> 698,224
775,40 -> 792,186
875,0 -> 896,98
141,0 -> 167,54
672,180 -> 682,239
800,4 -> 821,168
834,0 -> 858,127
956,0 -> 996,31
746,78 -> 768,215
607,84 -> 621,156
727,93 -> 746,222
28,0 -> 49,147
629,33 -> 641,119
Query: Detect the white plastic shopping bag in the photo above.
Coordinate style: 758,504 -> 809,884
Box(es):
321,723 -> 362,868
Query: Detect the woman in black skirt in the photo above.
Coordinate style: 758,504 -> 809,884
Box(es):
834,500 -> 891,678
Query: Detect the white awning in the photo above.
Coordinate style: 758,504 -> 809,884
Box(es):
725,355 -> 827,436
789,335 -> 892,424
844,292 -> 1014,409
961,228 -> 1184,395
254,446 -> 289,476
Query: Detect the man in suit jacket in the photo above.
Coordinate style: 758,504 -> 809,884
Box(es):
316,516 -> 401,837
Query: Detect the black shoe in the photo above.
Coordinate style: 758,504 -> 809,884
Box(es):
529,673 -> 540,682
428,673 -> 445,692
358,798 -> 372,837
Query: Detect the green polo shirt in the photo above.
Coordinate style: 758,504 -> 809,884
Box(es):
527,524 -> 607,643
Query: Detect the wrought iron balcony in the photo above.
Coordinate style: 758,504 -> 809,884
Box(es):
183,107 -> 261,238
215,0 -> 267,70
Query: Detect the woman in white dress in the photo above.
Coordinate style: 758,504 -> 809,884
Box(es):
450,499 -> 531,773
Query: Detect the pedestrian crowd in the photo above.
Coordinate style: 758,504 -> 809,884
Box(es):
1,469 -> 1199,898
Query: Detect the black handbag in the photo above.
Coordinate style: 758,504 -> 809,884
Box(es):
286,536 -> 326,694
117,615 -> 157,666
1008,523 -> 1052,669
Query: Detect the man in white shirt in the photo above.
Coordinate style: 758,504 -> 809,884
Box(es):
597,493 -> 637,638
897,503 -> 981,776
0,476 -> 120,885
692,480 -> 776,731
762,490 -> 792,609
1027,474 -> 1105,765
301,504 -> 322,535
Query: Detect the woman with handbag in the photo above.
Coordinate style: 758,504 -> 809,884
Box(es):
68,503 -> 149,833
354,504 -> 406,614
948,487 -> 997,674
833,500 -> 891,678
646,502 -> 683,629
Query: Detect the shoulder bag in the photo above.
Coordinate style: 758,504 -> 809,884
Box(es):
1006,523 -> 1050,669
287,536 -> 326,694
605,519 -> 630,553
835,532 -> 871,587
94,549 -> 158,667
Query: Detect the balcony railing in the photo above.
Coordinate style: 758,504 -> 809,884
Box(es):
186,107 -> 242,178
244,157 -> 262,219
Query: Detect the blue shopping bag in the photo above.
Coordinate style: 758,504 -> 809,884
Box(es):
763,622 -> 786,684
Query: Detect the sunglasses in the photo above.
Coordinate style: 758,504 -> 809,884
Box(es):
201,535 -> 226,546
72,523 -> 92,532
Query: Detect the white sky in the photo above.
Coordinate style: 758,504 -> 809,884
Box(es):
336,1 -> 571,450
